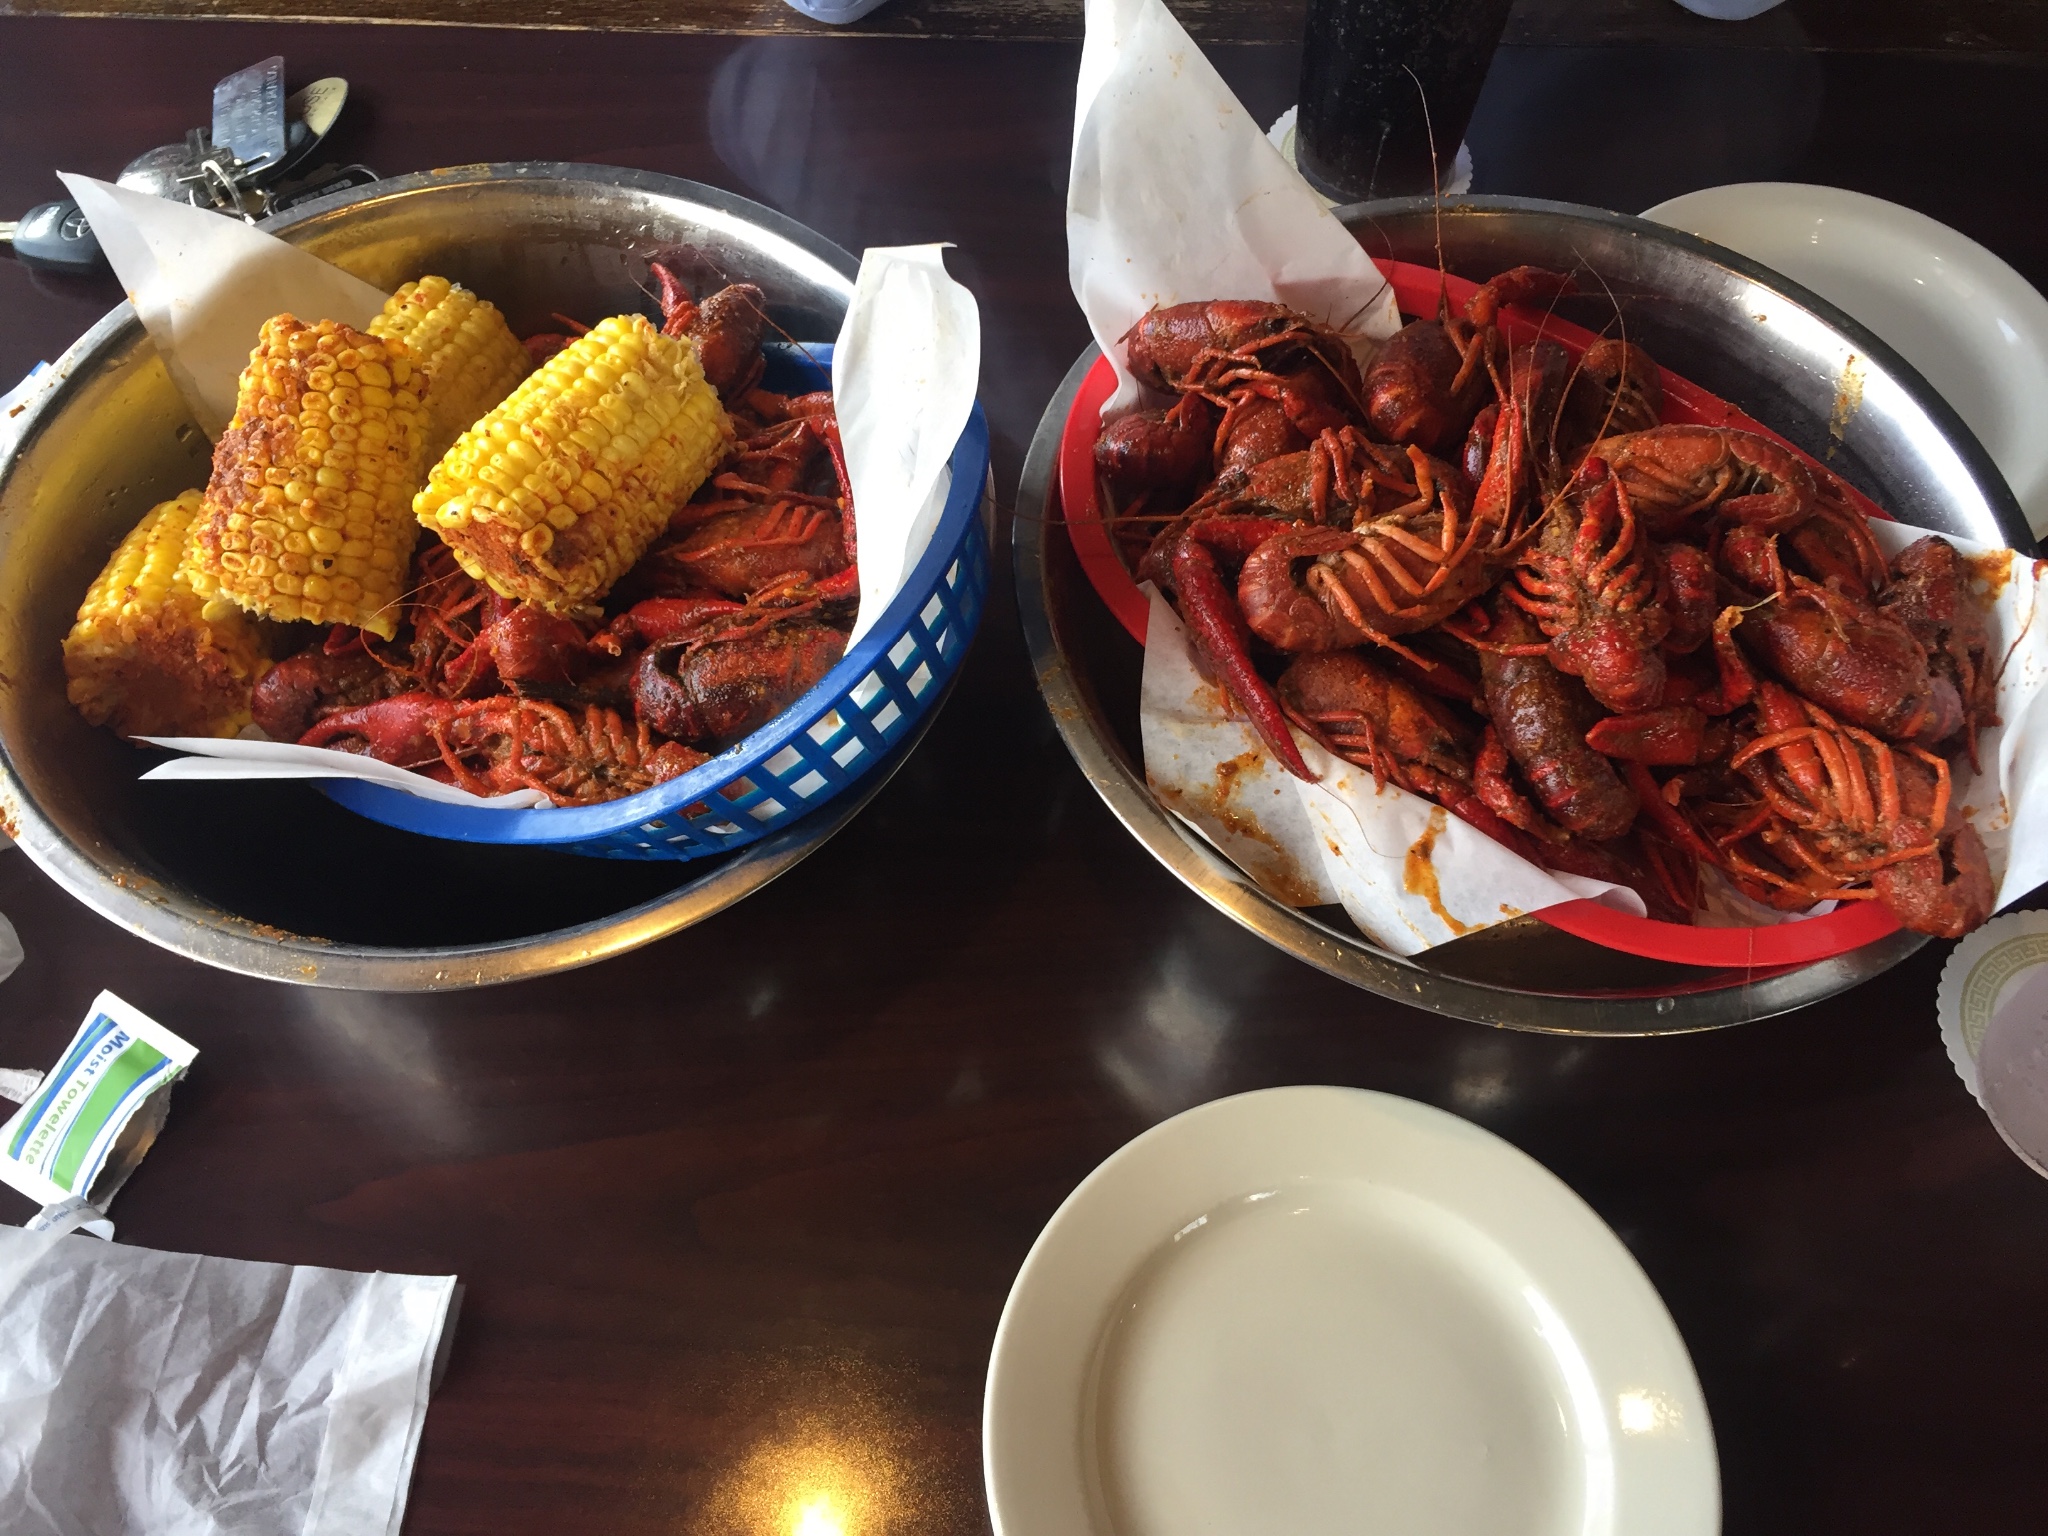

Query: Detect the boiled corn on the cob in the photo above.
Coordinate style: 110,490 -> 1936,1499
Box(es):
64,489 -> 268,739
414,313 -> 732,612
369,276 -> 529,463
190,316 -> 428,640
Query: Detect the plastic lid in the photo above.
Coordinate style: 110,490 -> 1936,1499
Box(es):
1937,911 -> 2048,1179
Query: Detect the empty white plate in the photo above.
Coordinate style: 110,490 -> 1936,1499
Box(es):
1643,182 -> 2048,536
983,1087 -> 1718,1536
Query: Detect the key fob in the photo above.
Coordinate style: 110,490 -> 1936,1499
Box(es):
10,199 -> 107,276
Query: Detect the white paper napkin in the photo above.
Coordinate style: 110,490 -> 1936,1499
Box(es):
0,1228 -> 455,1536
832,243 -> 981,646
1068,0 -> 1401,413
61,174 -> 387,440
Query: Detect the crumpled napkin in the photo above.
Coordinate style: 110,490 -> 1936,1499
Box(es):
0,1227 -> 456,1536
1068,0 -> 1400,412
69,178 -> 980,806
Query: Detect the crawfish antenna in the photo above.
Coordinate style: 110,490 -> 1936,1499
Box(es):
1404,64 -> 1450,323
1580,250 -> 1631,445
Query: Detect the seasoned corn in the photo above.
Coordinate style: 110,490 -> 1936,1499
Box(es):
369,276 -> 529,462
414,313 -> 732,612
64,489 -> 268,738
189,316 -> 428,640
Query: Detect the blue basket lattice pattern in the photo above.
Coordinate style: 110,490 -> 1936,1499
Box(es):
322,343 -> 990,862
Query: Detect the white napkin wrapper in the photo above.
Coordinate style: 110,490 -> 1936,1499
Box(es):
1937,910 -> 2048,1179
0,991 -> 195,1234
0,1227 -> 457,1536
68,182 -> 981,806
832,243 -> 982,646
1069,0 -> 1401,414
61,174 -> 387,440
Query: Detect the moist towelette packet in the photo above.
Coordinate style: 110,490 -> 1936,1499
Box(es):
0,991 -> 195,1238
0,1228 -> 458,1536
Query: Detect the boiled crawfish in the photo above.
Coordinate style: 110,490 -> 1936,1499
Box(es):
1474,597 -> 1639,843
1708,681 -> 1993,937
301,692 -> 707,806
1737,574 -> 1964,749
634,606 -> 848,750
1502,455 -> 1670,714
1120,299 -> 1366,476
652,262 -> 768,398
1363,266 -> 1575,454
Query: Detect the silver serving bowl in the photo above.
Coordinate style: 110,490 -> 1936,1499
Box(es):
1016,195 -> 2034,1034
0,163 -> 940,991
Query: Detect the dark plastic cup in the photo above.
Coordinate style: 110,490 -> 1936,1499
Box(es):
1295,0 -> 1515,201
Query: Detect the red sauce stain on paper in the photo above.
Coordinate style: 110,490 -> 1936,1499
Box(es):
1403,807 -> 1472,937
1153,752 -> 1327,908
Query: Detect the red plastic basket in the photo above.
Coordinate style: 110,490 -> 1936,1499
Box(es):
1060,258 -> 1905,967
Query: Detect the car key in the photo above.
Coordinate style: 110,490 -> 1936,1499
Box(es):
0,199 -> 106,276
5,59 -> 351,277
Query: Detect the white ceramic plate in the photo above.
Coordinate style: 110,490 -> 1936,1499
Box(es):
1642,182 -> 2048,536
984,1087 -> 1718,1536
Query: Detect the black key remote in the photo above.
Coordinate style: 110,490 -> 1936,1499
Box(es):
1,199 -> 108,276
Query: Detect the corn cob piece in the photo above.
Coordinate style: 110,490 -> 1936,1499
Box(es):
64,489 -> 268,739
415,314 -> 733,612
368,276 -> 529,462
190,316 -> 429,640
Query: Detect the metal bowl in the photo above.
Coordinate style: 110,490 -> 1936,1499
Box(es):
1016,195 -> 2034,1034
0,163 -> 955,991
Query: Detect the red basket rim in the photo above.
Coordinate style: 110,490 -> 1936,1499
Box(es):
1058,258 -> 1903,968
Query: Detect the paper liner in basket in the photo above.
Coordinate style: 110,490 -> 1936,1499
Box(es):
1069,0 -> 1402,412
63,177 -> 979,807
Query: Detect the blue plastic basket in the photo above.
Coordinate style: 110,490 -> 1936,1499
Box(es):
321,343 -> 991,861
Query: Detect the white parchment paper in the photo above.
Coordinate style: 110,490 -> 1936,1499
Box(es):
833,244 -> 981,646
72,190 -> 979,804
1069,0 -> 1401,412
61,174 -> 387,440
0,1228 -> 454,1536
138,736 -> 552,808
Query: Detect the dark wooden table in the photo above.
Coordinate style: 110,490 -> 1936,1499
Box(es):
3,13 -> 2047,1534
